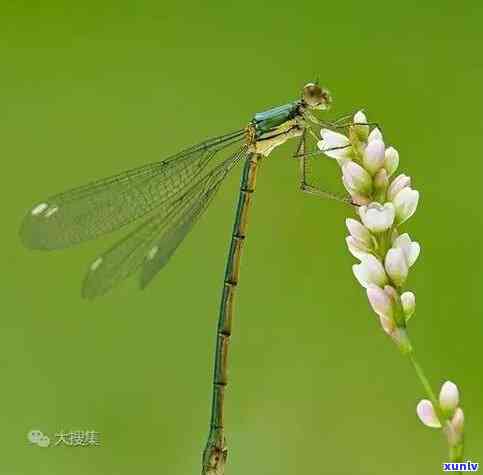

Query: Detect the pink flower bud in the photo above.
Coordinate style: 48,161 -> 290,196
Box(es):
416,400 -> 441,428
367,284 -> 394,319
451,407 -> 464,434
446,408 -> 464,447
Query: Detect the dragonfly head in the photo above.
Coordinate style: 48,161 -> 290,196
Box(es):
302,83 -> 332,110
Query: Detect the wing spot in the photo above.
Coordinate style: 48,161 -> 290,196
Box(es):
147,245 -> 159,261
31,203 -> 49,216
44,206 -> 59,218
90,257 -> 103,271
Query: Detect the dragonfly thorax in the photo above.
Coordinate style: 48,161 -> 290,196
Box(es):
248,118 -> 304,157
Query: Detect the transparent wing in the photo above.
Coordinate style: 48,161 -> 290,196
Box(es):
81,146 -> 250,299
20,129 -> 246,250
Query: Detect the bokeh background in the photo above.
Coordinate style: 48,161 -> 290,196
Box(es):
1,1 -> 482,474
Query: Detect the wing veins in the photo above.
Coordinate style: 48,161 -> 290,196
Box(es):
82,146 -> 249,298
21,130 -> 246,249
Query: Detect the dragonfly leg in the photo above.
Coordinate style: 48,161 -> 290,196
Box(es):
303,111 -> 334,128
295,131 -> 354,206
300,176 -> 354,205
331,109 -> 361,125
293,143 -> 352,159
305,109 -> 382,135
304,110 -> 362,129
331,120 -> 382,132
329,108 -> 378,127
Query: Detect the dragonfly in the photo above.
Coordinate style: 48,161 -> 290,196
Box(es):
19,82 -> 350,474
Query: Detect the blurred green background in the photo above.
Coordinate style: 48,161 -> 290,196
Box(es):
1,1 -> 482,474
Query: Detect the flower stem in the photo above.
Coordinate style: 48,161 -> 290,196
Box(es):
407,350 -> 438,409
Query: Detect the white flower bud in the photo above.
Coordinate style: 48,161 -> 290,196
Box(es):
318,129 -> 352,160
392,233 -> 421,267
320,129 -> 350,146
416,399 -> 441,428
353,110 -> 369,141
352,255 -> 388,289
368,127 -> 383,142
346,218 -> 372,246
401,291 -> 416,320
358,202 -> 395,233
342,161 -> 373,195
346,236 -> 371,260
363,139 -> 385,175
353,110 -> 367,122
384,248 -> 409,287
393,187 -> 420,225
439,381 -> 460,413
367,284 -> 394,319
384,146 -> 399,176
387,174 -> 411,201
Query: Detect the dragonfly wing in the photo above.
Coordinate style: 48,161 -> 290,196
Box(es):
20,130 -> 245,250
140,147 -> 252,289
82,146 -> 249,299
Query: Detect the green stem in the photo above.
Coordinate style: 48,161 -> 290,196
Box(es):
407,350 -> 439,411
